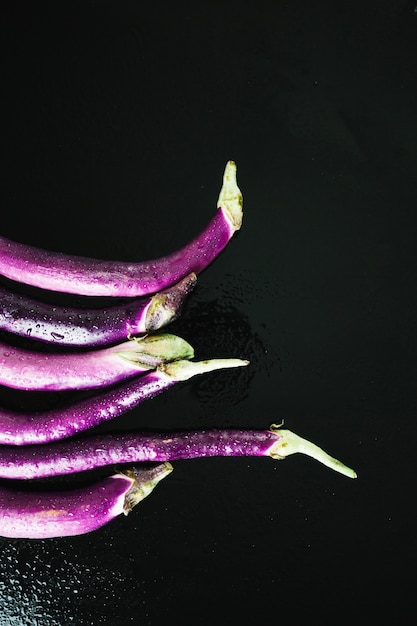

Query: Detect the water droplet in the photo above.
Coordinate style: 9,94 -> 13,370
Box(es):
51,332 -> 65,341
26,328 -> 32,336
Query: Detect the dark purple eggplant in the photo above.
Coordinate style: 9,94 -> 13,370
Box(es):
0,273 -> 196,346
0,424 -> 357,480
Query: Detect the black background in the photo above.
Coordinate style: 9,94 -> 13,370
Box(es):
0,2 -> 416,624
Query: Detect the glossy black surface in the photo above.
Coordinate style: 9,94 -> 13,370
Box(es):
0,2 -> 415,624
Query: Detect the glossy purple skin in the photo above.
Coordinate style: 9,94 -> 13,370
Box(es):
0,273 -> 196,346
0,334 -> 190,391
0,370 -> 175,445
0,209 -> 234,297
0,473 -> 132,538
0,429 -> 279,479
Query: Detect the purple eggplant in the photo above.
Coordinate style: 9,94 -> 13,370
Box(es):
0,424 -> 357,480
0,273 -> 196,347
0,358 -> 249,445
0,462 -> 173,539
0,333 -> 194,391
0,162 -> 242,297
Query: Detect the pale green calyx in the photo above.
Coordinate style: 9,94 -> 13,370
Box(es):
122,462 -> 173,514
269,424 -> 357,479
145,273 -> 198,332
116,333 -> 194,368
158,358 -> 250,381
217,161 -> 243,231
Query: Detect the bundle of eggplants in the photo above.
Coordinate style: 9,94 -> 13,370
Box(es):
0,162 -> 356,539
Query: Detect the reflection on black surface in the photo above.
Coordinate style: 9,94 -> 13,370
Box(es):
174,297 -> 265,409
0,538 -> 142,625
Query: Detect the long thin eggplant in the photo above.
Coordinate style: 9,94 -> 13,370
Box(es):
0,358 -> 249,445
0,162 -> 242,297
0,333 -> 194,391
0,462 -> 173,539
0,425 -> 357,480
0,273 -> 196,347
